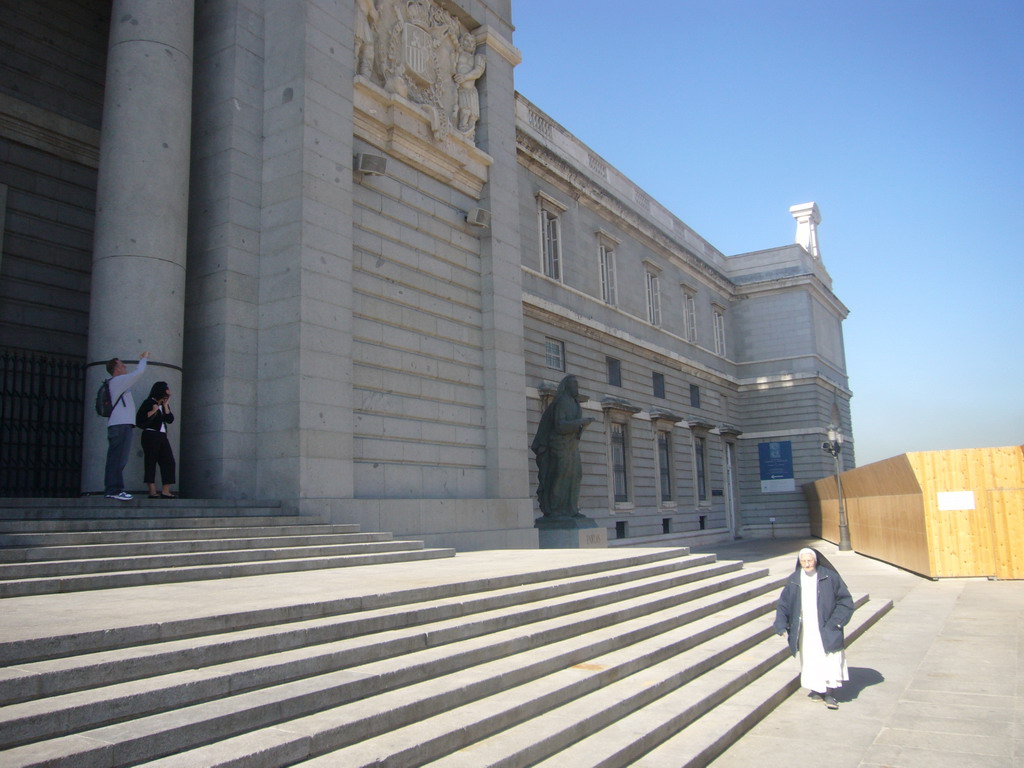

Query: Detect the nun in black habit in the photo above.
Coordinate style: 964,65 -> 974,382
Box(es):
773,547 -> 854,708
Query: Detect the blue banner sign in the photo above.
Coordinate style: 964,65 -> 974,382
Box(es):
758,440 -> 795,492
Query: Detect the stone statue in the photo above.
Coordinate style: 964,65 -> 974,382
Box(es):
355,0 -> 379,78
531,374 -> 595,519
452,32 -> 485,139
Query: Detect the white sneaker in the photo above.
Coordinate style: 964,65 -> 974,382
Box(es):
106,492 -> 133,501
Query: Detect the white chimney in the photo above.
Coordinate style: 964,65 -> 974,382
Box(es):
789,202 -> 821,259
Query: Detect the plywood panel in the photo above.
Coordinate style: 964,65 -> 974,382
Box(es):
989,489 -> 1024,580
907,447 -> 1023,578
802,447 -> 1023,579
803,453 -> 932,576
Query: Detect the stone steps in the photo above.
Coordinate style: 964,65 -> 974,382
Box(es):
0,531 -> 384,561
0,538 -> 426,577
0,521 -> 359,540
0,546 -> 454,598
0,559 -> 758,750
0,554 -> 725,701
0,545 -> 892,767
534,597 -> 889,768
0,501 -> 454,597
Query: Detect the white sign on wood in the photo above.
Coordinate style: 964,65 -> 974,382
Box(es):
937,490 -> 976,511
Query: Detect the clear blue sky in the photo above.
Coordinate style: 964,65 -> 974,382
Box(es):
510,0 -> 1023,467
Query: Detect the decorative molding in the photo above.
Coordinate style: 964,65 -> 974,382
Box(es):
601,396 -> 642,416
649,407 -> 684,425
535,189 -> 568,212
588,153 -> 608,179
474,25 -> 521,67
522,292 -> 739,388
527,109 -> 554,140
0,94 -> 100,169
516,131 -> 734,293
354,76 -> 493,197
356,0 -> 488,146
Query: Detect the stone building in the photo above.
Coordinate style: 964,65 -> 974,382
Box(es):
0,0 -> 853,549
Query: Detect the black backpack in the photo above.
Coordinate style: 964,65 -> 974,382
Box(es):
95,378 -> 125,417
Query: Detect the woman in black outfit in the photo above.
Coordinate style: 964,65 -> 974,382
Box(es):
136,381 -> 176,498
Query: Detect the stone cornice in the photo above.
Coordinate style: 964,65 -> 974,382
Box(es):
353,77 -> 493,198
649,407 -> 685,425
601,396 -> 643,416
474,25 -> 521,67
734,272 -> 849,318
687,418 -> 716,432
737,370 -> 852,397
515,131 -> 735,295
522,291 -> 739,388
0,94 -> 100,169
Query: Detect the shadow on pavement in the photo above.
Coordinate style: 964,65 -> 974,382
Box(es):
837,666 -> 885,702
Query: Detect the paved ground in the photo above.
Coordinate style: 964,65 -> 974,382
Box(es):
1,537 -> 1020,766
697,537 -> 1024,768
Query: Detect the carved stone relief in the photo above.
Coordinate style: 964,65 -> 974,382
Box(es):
355,0 -> 485,145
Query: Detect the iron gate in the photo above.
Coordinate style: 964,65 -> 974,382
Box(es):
0,350 -> 84,497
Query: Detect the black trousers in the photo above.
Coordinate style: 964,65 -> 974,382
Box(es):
141,430 -> 176,485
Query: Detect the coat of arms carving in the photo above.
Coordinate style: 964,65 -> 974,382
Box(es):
354,0 -> 484,144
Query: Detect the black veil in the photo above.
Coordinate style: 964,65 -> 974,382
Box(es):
794,546 -> 839,574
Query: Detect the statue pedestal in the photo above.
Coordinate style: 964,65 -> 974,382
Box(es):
536,517 -> 608,549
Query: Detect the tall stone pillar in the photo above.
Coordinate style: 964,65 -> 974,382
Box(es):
474,25 -> 537,540
82,0 -> 194,494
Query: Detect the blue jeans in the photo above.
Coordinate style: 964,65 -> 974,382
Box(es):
104,424 -> 135,495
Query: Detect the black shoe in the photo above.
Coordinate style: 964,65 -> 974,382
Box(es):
808,691 -> 824,702
824,694 -> 839,709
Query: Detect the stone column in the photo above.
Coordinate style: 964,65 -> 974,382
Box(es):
257,0 -> 357,508
474,25 -> 537,543
82,0 -> 194,494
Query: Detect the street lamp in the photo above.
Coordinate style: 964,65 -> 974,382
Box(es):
822,424 -> 852,551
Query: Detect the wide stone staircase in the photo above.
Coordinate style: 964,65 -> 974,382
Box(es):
0,502 -> 893,768
0,498 -> 455,598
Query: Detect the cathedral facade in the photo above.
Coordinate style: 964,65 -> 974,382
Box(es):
0,0 -> 853,548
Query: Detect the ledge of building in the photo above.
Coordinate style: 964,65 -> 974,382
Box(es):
607,527 -> 733,549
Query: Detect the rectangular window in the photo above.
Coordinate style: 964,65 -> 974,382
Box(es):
611,422 -> 629,502
599,241 -> 617,305
645,270 -> 661,325
539,206 -> 561,280
689,383 -> 700,409
694,435 -> 707,502
544,338 -> 565,371
713,307 -> 726,356
652,371 -> 665,399
683,291 -> 697,342
658,431 -> 673,502
606,356 -> 621,387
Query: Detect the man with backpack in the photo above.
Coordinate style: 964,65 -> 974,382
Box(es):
101,351 -> 150,500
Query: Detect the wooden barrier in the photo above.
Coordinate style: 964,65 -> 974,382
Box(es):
805,446 -> 1024,579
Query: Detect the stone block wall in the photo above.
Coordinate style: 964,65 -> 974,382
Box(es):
0,0 -> 108,358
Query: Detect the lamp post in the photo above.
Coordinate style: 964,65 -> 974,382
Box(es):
822,424 -> 851,551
